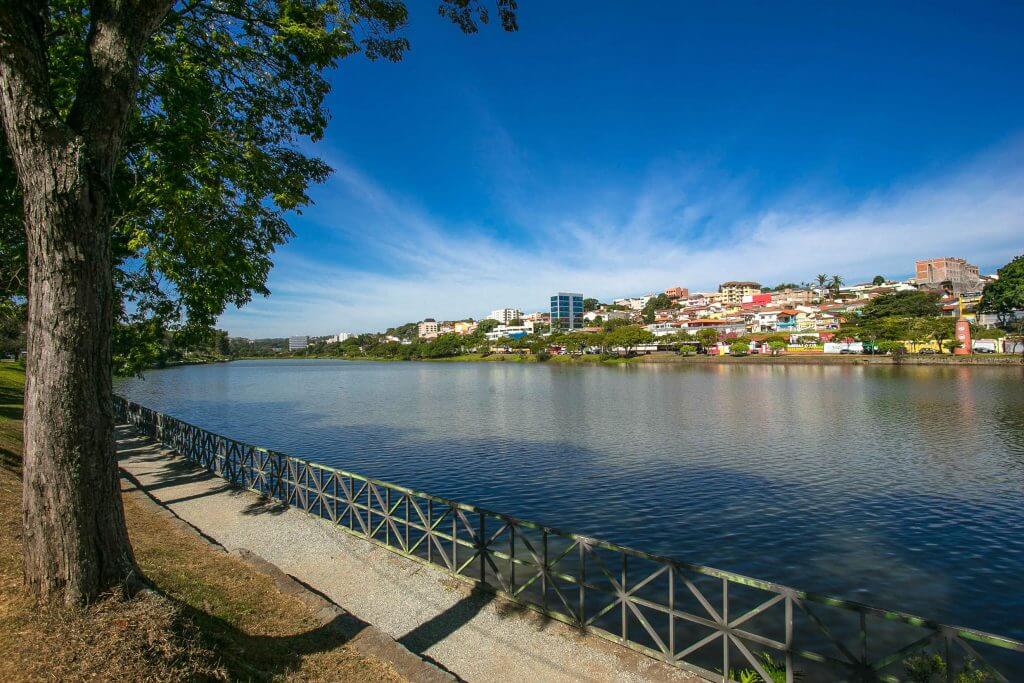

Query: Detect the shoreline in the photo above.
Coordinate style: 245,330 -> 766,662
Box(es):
229,352 -> 1024,367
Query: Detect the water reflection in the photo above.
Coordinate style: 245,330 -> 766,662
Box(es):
117,359 -> 1024,638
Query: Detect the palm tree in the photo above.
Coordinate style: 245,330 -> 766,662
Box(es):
815,274 -> 829,300
830,274 -> 844,299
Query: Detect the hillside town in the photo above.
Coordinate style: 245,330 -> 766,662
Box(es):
262,256 -> 1024,359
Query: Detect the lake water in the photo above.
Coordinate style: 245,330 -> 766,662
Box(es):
117,359 -> 1024,639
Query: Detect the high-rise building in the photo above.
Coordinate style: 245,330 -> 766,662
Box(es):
915,257 -> 981,293
718,281 -> 762,305
550,292 -> 584,330
288,335 -> 309,351
488,308 -> 523,324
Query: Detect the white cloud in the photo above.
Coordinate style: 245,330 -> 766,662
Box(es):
219,141 -> 1024,337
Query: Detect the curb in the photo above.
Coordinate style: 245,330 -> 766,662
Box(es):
119,459 -> 455,683
230,548 -> 455,683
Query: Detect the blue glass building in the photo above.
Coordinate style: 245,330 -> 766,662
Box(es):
550,292 -> 584,330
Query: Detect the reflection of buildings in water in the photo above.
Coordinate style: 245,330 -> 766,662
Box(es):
953,367 -> 978,436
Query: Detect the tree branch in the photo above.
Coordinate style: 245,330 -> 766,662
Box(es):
0,1 -> 70,178
67,0 -> 174,175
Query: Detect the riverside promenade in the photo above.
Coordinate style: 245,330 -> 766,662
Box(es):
116,426 -> 701,683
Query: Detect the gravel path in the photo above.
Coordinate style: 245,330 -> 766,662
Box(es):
117,429 -> 704,683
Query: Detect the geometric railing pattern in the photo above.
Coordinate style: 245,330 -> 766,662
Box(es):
114,396 -> 1024,682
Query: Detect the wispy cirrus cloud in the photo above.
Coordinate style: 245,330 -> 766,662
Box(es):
220,139 -> 1024,337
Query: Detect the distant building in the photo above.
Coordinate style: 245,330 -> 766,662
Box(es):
613,296 -> 652,311
772,288 -> 814,306
741,293 -> 773,307
417,319 -> 439,339
453,321 -> 478,335
550,292 -> 584,330
718,281 -> 762,305
915,257 -> 980,293
288,335 -> 309,351
665,286 -> 689,299
488,308 -> 523,324
583,309 -> 632,323
485,322 -> 535,341
329,332 -> 353,343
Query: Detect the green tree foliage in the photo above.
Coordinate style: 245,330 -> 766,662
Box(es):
604,325 -> 654,355
876,341 -> 907,355
0,0 -> 516,374
602,317 -> 632,332
641,293 -> 673,323
696,328 -> 719,348
0,149 -> 24,299
386,322 -> 420,340
859,291 -> 942,321
979,254 -> 1024,328
0,299 -> 25,357
476,318 -> 500,333
582,297 -> 599,312
924,317 -> 956,353
872,275 -> 886,286
728,340 -> 748,355
829,274 -> 844,296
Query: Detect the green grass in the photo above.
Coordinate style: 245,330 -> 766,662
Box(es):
0,363 -> 24,471
0,362 -> 401,682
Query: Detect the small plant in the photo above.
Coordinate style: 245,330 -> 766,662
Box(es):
905,654 -> 946,682
904,654 -> 991,682
535,350 -> 551,362
729,652 -> 802,683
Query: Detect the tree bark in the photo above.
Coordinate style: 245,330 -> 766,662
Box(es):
0,0 -> 171,605
19,146 -> 136,605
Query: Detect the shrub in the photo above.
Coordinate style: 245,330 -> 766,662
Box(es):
729,340 -> 749,356
876,341 -> 906,355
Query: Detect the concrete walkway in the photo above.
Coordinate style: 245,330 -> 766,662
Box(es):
117,427 -> 702,683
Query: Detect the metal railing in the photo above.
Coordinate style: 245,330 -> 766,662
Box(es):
114,396 -> 1024,682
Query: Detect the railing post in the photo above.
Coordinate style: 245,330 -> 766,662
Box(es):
541,531 -> 548,613
578,541 -> 585,627
427,499 -> 433,564
668,565 -> 675,662
722,578 -> 729,683
509,522 -> 516,594
479,512 -> 486,583
621,553 -> 628,644
785,594 -> 794,683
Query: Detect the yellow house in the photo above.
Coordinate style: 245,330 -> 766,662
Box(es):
902,339 -> 942,352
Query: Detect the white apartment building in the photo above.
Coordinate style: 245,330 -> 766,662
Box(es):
489,308 -> 523,324
612,296 -> 652,311
288,335 -> 309,351
329,332 -> 353,343
583,309 -> 632,323
484,321 -> 535,342
417,319 -> 439,339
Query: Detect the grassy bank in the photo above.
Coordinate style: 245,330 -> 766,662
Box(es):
0,364 -> 401,682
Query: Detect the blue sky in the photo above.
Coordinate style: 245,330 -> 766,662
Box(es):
220,1 -> 1024,337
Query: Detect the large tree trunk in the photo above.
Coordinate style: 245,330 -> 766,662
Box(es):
20,144 -> 136,605
1,0 -> 171,605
